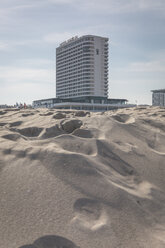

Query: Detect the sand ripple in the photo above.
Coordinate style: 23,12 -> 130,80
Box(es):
0,107 -> 165,248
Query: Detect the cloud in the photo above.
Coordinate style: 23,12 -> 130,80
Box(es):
83,0 -> 165,13
0,39 -> 44,52
0,65 -> 55,104
128,60 -> 165,73
113,59 -> 165,74
18,58 -> 54,67
43,25 -> 108,44
0,0 -> 44,27
0,66 -> 50,84
46,0 -> 165,14
109,78 -> 159,105
47,0 -> 77,3
110,57 -> 165,104
0,42 -> 9,51
44,32 -> 74,44
0,0 -> 41,9
0,8 -> 11,25
137,0 -> 165,10
43,31 -> 86,44
0,82 -> 54,105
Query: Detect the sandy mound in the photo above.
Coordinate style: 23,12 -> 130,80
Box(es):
0,106 -> 165,248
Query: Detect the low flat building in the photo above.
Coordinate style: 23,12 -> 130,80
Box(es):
151,89 -> 165,107
33,96 -> 135,111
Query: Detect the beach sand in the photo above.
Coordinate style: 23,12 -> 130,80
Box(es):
0,106 -> 165,248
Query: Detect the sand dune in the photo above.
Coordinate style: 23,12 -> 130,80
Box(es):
0,106 -> 165,248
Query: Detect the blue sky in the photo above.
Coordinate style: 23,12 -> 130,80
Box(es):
0,0 -> 165,105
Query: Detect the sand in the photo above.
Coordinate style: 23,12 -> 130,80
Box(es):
0,106 -> 165,248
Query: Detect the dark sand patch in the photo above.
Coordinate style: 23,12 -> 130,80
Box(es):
10,121 -> 23,127
53,112 -> 66,119
2,133 -> 23,141
72,129 -> 94,138
22,113 -> 35,117
61,119 -> 82,133
39,112 -> 54,116
74,111 -> 89,117
18,127 -> 43,137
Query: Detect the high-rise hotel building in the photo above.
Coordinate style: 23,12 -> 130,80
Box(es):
56,35 -> 109,99
33,35 -> 133,109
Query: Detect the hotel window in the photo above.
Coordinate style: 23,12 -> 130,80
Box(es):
96,49 -> 99,55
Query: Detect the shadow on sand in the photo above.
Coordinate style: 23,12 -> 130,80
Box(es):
18,235 -> 80,248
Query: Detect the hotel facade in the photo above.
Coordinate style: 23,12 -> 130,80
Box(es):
33,35 -> 135,110
56,35 -> 109,98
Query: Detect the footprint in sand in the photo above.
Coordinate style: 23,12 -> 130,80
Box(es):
9,121 -> 23,127
0,111 -> 7,115
18,235 -> 79,248
17,127 -> 43,137
112,114 -> 135,124
22,113 -> 35,117
72,198 -> 108,231
0,122 -> 7,126
2,133 -> 24,141
61,119 -> 82,133
39,111 -> 54,116
53,112 -> 66,119
74,111 -> 89,117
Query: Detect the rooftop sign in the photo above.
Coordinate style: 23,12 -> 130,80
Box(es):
60,36 -> 78,47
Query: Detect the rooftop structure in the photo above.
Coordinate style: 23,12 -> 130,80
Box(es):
56,35 -> 108,99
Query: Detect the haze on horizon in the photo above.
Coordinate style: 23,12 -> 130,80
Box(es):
0,0 -> 165,105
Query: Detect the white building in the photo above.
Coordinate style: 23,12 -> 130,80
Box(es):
151,89 -> 165,107
33,35 -> 136,110
56,35 -> 108,99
